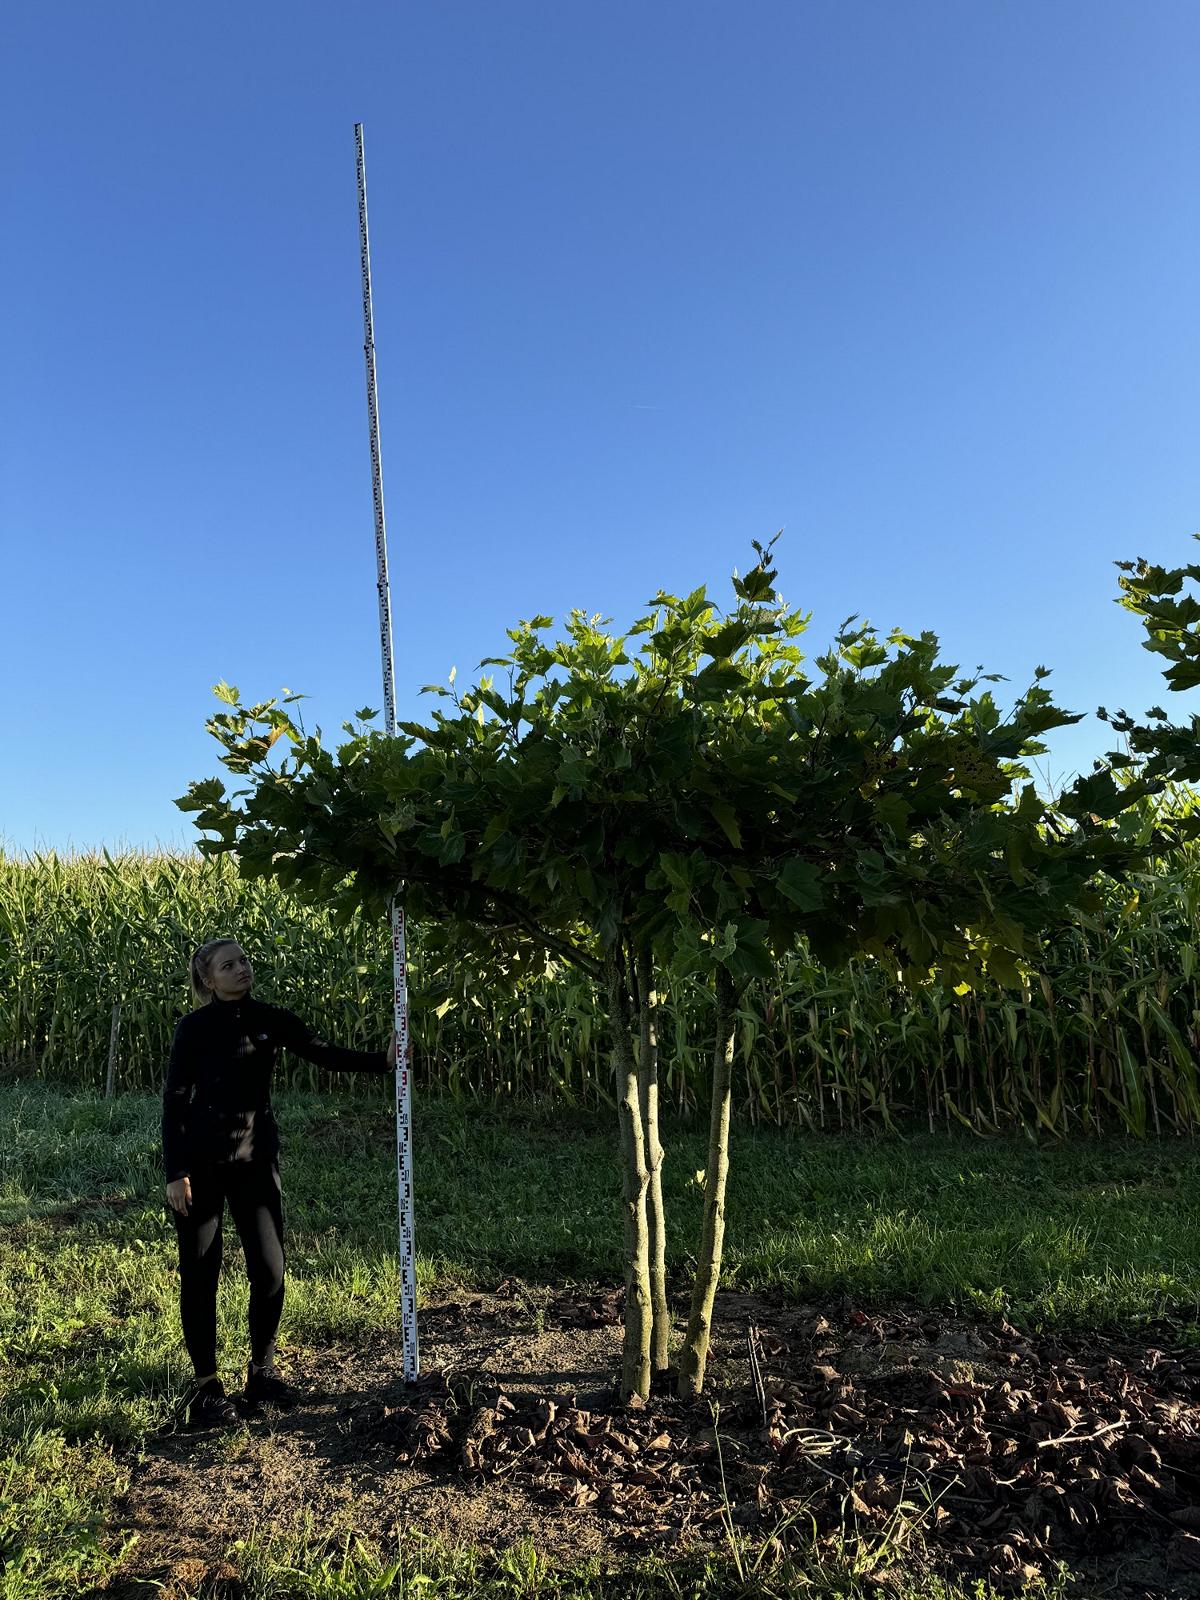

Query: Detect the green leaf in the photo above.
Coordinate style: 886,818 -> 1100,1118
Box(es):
986,946 -> 1022,987
873,793 -> 911,834
710,801 -> 742,849
732,566 -> 775,603
724,933 -> 774,981
686,661 -> 748,701
659,852 -> 692,893
1005,834 -> 1031,885
176,778 -> 226,812
481,814 -> 509,850
439,831 -> 466,865
776,857 -> 824,912
702,620 -> 756,660
490,833 -> 522,869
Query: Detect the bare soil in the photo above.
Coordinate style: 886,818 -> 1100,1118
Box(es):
103,1285 -> 1200,1599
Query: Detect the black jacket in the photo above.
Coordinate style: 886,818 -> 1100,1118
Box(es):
162,994 -> 389,1181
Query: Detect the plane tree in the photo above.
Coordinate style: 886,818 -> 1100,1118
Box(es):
179,545 -> 1160,1401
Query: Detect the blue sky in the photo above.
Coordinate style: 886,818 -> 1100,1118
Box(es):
3,1 -> 1198,853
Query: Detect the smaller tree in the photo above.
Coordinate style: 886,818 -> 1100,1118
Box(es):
1101,538 -> 1200,799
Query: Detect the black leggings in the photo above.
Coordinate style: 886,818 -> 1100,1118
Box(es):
172,1160 -> 285,1378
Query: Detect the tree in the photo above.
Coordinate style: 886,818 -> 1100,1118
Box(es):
179,543 -> 1161,1401
1099,538 -> 1200,795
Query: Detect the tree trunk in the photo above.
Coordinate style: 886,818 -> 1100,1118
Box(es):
677,964 -> 738,1399
607,953 -> 653,1402
636,946 -> 669,1371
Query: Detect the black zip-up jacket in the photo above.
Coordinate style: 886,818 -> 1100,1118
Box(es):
162,994 -> 389,1181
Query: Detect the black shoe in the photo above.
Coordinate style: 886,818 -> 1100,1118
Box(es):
187,1379 -> 239,1430
243,1361 -> 299,1411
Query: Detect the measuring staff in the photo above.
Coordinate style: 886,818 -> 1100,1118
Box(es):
355,122 -> 420,1384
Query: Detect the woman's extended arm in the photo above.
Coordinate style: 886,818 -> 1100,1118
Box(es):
272,1008 -> 395,1074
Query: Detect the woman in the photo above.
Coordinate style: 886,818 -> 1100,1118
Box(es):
163,937 -> 399,1428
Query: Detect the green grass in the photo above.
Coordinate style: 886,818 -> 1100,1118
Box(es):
0,1429 -> 132,1600
2,1081 -> 1198,1597
225,1519 -> 1070,1600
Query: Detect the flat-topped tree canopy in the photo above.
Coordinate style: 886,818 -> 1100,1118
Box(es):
179,541 -> 1161,996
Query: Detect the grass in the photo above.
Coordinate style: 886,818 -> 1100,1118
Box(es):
2,1081 -> 1199,1597
0,1429 -> 132,1600
225,1520 -> 1071,1600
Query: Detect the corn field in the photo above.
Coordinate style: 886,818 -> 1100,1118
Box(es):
2,828 -> 1198,1136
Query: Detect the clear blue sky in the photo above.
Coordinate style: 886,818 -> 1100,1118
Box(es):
3,2 -> 1198,854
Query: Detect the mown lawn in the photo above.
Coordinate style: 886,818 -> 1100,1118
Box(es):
4,1081 -> 1200,1599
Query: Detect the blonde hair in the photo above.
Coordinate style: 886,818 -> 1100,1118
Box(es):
190,938 -> 241,1007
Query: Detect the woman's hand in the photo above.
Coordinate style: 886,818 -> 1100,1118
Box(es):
386,1031 -> 414,1068
166,1177 -> 192,1216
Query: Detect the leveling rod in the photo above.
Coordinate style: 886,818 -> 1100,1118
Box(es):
355,122 -> 419,1383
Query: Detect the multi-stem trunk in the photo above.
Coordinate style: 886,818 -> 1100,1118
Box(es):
676,964 -> 738,1399
635,946 -> 669,1371
607,952 -> 654,1403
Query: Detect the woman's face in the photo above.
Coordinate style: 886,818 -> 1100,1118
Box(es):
206,944 -> 253,1001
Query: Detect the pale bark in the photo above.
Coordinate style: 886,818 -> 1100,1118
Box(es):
676,964 -> 738,1399
607,953 -> 653,1402
635,946 -> 669,1371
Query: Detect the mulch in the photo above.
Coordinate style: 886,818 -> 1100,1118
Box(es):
337,1286 -> 1200,1592
103,1286 -> 1200,1599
